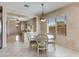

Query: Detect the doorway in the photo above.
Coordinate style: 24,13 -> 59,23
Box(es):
6,20 -> 17,43
6,14 -> 25,47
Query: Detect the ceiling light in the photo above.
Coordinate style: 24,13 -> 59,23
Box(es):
40,3 -> 46,22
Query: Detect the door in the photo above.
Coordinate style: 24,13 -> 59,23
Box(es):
0,7 -> 2,49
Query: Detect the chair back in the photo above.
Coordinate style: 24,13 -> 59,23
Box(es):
36,33 -> 48,47
27,32 -> 38,40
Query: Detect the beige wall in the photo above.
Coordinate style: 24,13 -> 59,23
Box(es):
40,21 -> 47,33
6,20 -> 17,43
36,17 -> 41,33
3,6 -> 7,48
45,3 -> 79,51
6,20 -> 17,35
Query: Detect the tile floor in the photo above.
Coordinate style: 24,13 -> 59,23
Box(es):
0,42 -> 55,57
1,34 -> 79,57
0,41 -> 79,57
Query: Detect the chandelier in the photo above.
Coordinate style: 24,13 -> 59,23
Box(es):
40,3 -> 46,22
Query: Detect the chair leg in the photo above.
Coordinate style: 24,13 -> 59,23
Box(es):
45,49 -> 48,56
54,42 -> 56,51
37,45 -> 39,56
37,49 -> 39,56
53,42 -> 56,56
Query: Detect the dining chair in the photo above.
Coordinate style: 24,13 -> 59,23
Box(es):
35,33 -> 48,55
27,32 -> 37,48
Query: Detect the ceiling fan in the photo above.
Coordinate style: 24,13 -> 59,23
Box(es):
40,3 -> 46,22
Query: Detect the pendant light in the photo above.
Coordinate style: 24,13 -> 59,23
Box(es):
40,3 -> 46,22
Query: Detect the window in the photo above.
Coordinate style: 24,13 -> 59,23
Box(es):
47,16 -> 67,36
48,18 -> 56,26
56,16 -> 66,36
47,18 -> 56,34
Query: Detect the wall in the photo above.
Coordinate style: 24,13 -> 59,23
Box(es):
36,17 -> 41,33
6,20 -> 17,35
3,6 -> 7,48
36,17 -> 47,34
45,3 -> 79,51
40,21 -> 47,33
6,20 -> 17,42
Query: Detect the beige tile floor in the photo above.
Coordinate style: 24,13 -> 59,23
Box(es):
0,42 -> 56,57
0,35 -> 79,57
0,41 -> 79,57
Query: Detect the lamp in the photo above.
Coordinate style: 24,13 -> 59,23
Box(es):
40,3 -> 46,22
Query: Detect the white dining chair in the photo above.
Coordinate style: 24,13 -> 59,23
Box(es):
35,33 -> 48,55
27,32 -> 38,48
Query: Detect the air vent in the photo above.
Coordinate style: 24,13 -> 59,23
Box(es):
24,4 -> 29,8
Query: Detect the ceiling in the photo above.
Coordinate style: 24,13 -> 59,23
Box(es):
0,2 -> 72,20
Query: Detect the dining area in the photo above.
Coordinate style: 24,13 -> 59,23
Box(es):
24,32 -> 56,56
